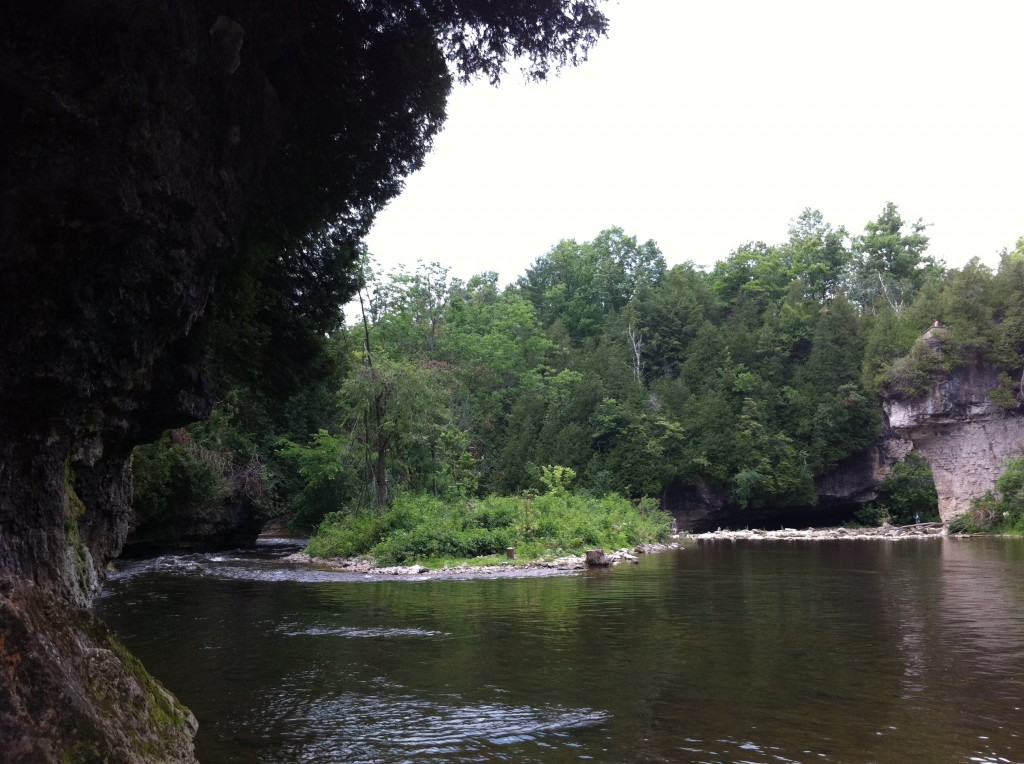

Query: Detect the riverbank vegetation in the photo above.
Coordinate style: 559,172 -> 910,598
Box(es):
307,476 -> 673,566
129,205 -> 1024,546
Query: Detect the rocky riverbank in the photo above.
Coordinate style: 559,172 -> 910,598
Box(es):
685,523 -> 946,541
284,542 -> 680,579
277,525 -> 969,581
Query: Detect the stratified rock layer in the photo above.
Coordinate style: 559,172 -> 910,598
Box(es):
884,361 -> 1024,521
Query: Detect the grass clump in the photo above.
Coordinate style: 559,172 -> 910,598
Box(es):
306,488 -> 672,566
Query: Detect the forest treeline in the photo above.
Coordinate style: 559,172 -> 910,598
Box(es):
131,203 -> 1024,538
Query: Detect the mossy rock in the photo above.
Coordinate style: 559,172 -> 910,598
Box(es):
0,579 -> 197,763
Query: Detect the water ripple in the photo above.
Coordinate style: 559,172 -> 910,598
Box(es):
269,691 -> 610,763
108,550 -> 372,584
278,625 -> 447,639
99,538 -> 1024,763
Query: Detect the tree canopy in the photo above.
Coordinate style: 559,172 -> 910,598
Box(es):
134,204 -> 1024,537
213,0 -> 610,401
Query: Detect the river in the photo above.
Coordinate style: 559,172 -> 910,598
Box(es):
96,537 -> 1024,763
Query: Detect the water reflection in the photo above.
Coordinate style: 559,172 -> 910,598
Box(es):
97,539 -> 1024,763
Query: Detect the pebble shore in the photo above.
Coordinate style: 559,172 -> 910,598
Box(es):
283,542 -> 680,578
685,523 -> 946,541
283,527 -> 952,579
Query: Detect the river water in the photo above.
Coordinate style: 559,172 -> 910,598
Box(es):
96,538 -> 1024,763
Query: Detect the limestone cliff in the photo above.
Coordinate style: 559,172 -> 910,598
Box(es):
812,430 -> 914,506
0,2 -> 281,758
883,353 -> 1024,522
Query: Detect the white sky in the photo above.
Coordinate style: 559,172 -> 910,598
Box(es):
364,0 -> 1024,286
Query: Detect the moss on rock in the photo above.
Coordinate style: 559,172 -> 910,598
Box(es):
0,579 -> 197,763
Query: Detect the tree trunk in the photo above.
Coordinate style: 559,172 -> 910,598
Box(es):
375,443 -> 391,508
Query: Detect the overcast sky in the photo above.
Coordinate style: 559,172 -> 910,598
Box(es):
364,0 -> 1024,286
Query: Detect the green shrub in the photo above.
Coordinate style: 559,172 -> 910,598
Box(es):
948,504 -> 999,534
990,373 -> 1021,411
306,489 -> 673,565
538,465 -> 576,494
887,340 -> 946,398
851,504 -> 891,527
875,452 -> 939,524
306,511 -> 386,559
132,433 -> 233,528
472,498 -> 518,530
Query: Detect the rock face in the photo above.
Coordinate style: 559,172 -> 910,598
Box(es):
0,2 -> 283,758
1,0 -> 276,586
0,579 -> 198,763
662,479 -> 729,532
884,359 -> 1024,521
666,434 -> 913,532
813,431 -> 914,506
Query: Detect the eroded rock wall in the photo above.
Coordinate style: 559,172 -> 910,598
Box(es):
0,1 -> 280,758
884,361 -> 1024,521
813,430 -> 914,506
0,0 -> 275,591
910,419 -> 1024,520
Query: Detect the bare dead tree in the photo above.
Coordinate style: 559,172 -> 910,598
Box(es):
627,323 -> 645,384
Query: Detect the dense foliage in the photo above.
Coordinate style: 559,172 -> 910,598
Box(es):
307,481 -> 672,566
132,207 -> 1024,540
125,0 -> 610,544
209,1 -> 609,400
